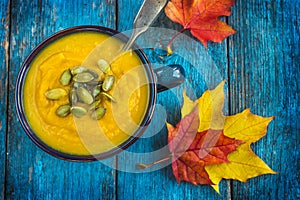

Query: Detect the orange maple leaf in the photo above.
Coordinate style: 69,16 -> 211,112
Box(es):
168,116 -> 243,185
165,0 -> 236,49
167,105 -> 242,185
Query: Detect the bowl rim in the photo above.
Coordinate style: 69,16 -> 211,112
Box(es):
15,25 -> 157,161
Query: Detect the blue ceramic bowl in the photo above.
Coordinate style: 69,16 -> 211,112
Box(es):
15,26 -> 157,161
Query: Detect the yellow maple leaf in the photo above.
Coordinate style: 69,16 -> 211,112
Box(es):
198,81 -> 225,131
182,81 -> 226,131
182,81 -> 276,193
206,109 -> 276,193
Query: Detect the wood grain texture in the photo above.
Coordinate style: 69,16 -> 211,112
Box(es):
1,0 -> 299,199
116,0 -> 232,199
0,0 -> 9,199
6,0 -> 116,199
228,0 -> 300,199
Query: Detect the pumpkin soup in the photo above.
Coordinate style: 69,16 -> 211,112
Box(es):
23,31 -> 149,155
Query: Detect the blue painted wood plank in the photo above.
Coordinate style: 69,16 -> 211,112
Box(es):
228,0 -> 299,199
0,0 -> 9,199
116,1 -> 232,199
3,0 -> 298,199
6,0 -> 116,199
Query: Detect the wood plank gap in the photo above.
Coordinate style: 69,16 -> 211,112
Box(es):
226,17 -> 232,115
115,2 -> 119,200
4,0 -> 12,199
226,15 -> 233,200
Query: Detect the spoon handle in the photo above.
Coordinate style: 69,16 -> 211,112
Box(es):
123,0 -> 168,51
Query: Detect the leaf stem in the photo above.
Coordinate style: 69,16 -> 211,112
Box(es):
166,28 -> 188,55
136,154 -> 172,170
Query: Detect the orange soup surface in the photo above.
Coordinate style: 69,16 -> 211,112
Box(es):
24,31 -> 149,155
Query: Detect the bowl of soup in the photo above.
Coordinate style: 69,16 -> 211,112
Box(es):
16,26 -> 184,161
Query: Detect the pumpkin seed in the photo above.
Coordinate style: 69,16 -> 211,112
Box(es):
73,72 -> 94,83
73,82 -> 79,88
69,88 -> 77,105
86,69 -> 99,79
94,99 -> 102,107
56,104 -> 71,117
45,88 -> 67,100
60,69 -> 72,86
71,66 -> 86,75
92,85 -> 102,97
76,87 -> 94,104
86,81 -> 102,87
97,59 -> 110,73
89,99 -> 102,111
74,82 -> 88,89
102,75 -> 115,92
91,106 -> 106,120
100,92 -> 117,103
71,106 -> 87,118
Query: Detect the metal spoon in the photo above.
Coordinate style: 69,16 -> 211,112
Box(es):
81,0 -> 167,68
123,0 -> 168,51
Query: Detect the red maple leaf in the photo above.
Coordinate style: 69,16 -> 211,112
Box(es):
165,0 -> 236,48
167,107 -> 242,185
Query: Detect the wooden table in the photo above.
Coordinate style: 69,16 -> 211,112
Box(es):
0,0 -> 299,199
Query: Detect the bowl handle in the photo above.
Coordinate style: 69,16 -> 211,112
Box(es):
154,64 -> 185,93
